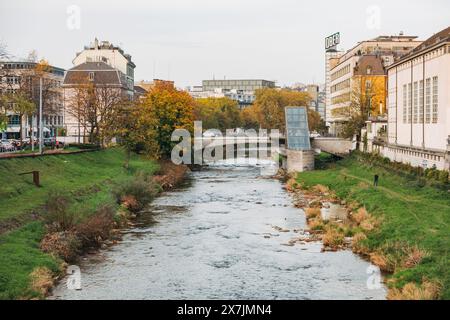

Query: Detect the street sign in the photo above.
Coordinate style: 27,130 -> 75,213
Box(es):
285,106 -> 311,151
325,32 -> 340,51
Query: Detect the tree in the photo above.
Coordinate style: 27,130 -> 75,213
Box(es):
331,76 -> 385,139
65,73 -> 125,146
253,88 -> 312,132
240,105 -> 260,130
12,92 -> 35,140
137,82 -> 194,158
194,97 -> 241,132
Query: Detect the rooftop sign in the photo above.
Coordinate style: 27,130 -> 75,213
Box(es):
325,32 -> 340,52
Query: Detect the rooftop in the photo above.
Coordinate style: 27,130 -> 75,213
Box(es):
388,26 -> 450,67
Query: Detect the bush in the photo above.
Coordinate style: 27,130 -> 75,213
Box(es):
113,173 -> 159,213
438,170 -> 449,184
75,206 -> 115,248
44,190 -> 75,231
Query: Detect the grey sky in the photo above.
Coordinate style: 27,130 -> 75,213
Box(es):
1,0 -> 449,88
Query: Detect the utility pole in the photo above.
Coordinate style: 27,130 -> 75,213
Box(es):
39,77 -> 43,154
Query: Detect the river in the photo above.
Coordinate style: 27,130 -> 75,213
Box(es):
50,159 -> 386,300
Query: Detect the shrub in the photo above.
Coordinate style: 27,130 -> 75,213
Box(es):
401,245 -> 430,268
40,231 -> 81,262
352,232 -> 368,254
113,173 -> 159,213
76,206 -> 115,248
305,207 -> 321,219
388,280 -> 441,300
44,190 -> 75,231
308,217 -> 324,231
351,207 -> 368,224
29,267 -> 54,298
322,226 -> 344,248
438,170 -> 449,184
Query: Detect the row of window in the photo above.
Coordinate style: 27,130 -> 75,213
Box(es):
331,92 -> 351,105
1,76 -> 21,84
402,76 -> 438,124
44,115 -> 63,126
330,79 -> 350,93
331,64 -> 351,81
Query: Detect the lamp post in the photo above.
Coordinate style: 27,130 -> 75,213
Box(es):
38,76 -> 43,154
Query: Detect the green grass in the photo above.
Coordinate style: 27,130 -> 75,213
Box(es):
0,222 -> 60,299
0,148 -> 158,223
0,148 -> 158,299
296,154 -> 450,299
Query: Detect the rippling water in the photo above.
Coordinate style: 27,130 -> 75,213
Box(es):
50,159 -> 386,300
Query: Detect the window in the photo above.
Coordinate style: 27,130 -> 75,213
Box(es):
413,81 -> 418,123
425,78 -> 431,123
407,83 -> 412,123
432,76 -> 438,123
366,66 -> 372,75
89,72 -> 95,81
419,80 -> 424,123
402,84 -> 407,123
8,115 -> 20,125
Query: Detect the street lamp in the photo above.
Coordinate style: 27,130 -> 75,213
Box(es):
39,76 -> 43,154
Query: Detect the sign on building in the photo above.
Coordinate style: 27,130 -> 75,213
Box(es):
325,32 -> 340,52
285,106 -> 311,151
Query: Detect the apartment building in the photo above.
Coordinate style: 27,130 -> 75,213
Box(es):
0,61 -> 65,140
62,61 -> 130,143
189,79 -> 276,109
73,38 -> 136,99
327,34 -> 422,135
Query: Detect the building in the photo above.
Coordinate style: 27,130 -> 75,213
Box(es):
202,79 -> 275,92
73,38 -> 135,99
0,61 -> 65,140
325,50 -> 343,123
190,79 -> 276,109
292,84 -> 326,119
62,61 -> 130,143
381,26 -> 450,170
326,34 -> 422,135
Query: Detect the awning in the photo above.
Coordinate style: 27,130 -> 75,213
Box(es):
31,127 -> 51,133
6,126 -> 20,133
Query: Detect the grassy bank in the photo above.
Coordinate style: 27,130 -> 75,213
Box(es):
0,148 -> 159,299
295,153 -> 450,299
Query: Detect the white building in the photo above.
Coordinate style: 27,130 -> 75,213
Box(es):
326,34 -> 422,135
0,61 -> 65,141
73,39 -> 135,99
383,27 -> 450,170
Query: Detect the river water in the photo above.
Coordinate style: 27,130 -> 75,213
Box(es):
50,159 -> 386,300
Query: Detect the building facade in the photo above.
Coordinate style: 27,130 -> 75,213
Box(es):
62,62 -> 129,143
382,27 -> 450,170
191,79 -> 276,109
326,34 -> 422,135
0,61 -> 65,140
73,39 -> 135,99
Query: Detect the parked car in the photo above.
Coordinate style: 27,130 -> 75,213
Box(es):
43,137 -> 65,149
0,140 -> 16,152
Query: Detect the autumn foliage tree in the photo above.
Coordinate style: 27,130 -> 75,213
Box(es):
331,76 -> 385,139
251,88 -> 322,132
193,97 -> 241,132
135,82 -> 194,158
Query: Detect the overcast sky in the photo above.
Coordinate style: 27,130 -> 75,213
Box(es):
1,0 -> 449,88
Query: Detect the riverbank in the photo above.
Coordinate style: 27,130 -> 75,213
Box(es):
292,152 -> 450,300
0,148 -> 187,299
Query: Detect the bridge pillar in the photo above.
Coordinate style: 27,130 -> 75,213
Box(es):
286,149 -> 315,173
